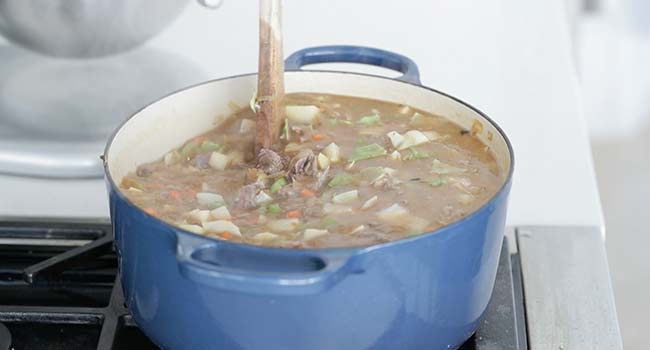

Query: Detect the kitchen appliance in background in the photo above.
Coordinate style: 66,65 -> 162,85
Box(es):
0,0 -> 220,178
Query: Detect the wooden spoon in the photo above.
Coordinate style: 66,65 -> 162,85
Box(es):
255,0 -> 285,154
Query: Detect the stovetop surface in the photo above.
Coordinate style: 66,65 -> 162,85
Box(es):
0,220 -> 527,350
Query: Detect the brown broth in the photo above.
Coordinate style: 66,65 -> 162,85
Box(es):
120,93 -> 503,249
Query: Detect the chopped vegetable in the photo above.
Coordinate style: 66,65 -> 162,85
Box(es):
208,152 -> 229,171
321,217 -> 338,227
144,208 -> 157,215
300,189 -> 315,197
203,220 -> 241,236
431,159 -> 466,174
323,203 -> 352,215
210,206 -> 231,220
200,140 -> 222,153
179,224 -> 204,234
376,203 -> 429,232
249,92 -> 258,112
428,177 -> 446,187
317,153 -> 330,170
403,147 -> 433,160
255,191 -> 273,205
267,218 -> 301,233
127,187 -> 143,193
398,105 -> 411,115
349,143 -> 387,161
328,172 -> 355,187
422,131 -> 439,141
386,131 -> 404,148
286,105 -> 320,124
164,151 -> 180,165
196,192 -> 224,209
303,228 -> 328,241
180,142 -> 198,158
358,114 -> 381,126
188,209 -> 210,224
332,190 -> 359,204
220,231 -> 234,240
270,177 -> 287,193
267,203 -> 282,215
286,210 -> 303,219
350,225 -> 365,234
397,130 -> 430,150
239,119 -> 256,134
361,195 -> 378,209
253,232 -> 279,242
322,142 -> 341,163
389,150 -> 402,160
312,133 -> 325,141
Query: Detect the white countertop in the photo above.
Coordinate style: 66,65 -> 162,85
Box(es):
0,0 -> 604,229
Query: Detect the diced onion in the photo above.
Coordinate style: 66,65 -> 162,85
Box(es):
322,142 -> 341,163
332,190 -> 359,204
208,152 -> 229,171
267,218 -> 301,233
188,209 -> 211,224
398,105 -> 411,115
361,195 -> 378,209
286,105 -> 320,124
386,131 -> 404,148
239,119 -> 256,134
376,203 -> 429,232
210,206 -> 231,220
179,224 -> 204,234
398,130 -> 430,150
255,191 -> 273,205
323,203 -> 352,215
253,232 -> 279,242
423,131 -> 440,141
303,228 -> 328,241
317,152 -> 330,170
389,150 -> 401,160
203,220 -> 241,236
350,225 -> 365,234
196,192 -> 224,209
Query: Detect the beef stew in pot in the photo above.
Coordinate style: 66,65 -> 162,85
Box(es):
120,93 -> 504,249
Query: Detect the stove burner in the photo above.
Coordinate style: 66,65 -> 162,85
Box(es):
0,322 -> 10,350
0,219 -> 527,349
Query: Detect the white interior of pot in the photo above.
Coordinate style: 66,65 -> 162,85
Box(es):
107,71 -> 511,186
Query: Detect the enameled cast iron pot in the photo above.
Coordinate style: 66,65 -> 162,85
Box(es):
104,46 -> 514,350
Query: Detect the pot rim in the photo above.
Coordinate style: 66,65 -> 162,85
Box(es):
103,69 -> 515,254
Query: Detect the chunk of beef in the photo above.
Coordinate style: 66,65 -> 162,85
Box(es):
232,180 -> 265,210
287,149 -> 317,180
256,148 -> 287,175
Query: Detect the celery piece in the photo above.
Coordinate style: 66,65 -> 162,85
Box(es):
428,177 -> 446,187
322,217 -> 338,227
358,114 -> 381,126
270,177 -> 288,193
200,140 -> 222,153
327,172 -> 355,187
349,143 -> 387,161
268,203 -> 282,215
180,142 -> 198,158
403,147 -> 433,160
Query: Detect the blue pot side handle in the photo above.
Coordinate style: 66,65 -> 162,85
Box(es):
176,233 -> 356,295
285,45 -> 421,85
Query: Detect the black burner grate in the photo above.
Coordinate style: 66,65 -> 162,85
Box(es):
0,220 -> 526,350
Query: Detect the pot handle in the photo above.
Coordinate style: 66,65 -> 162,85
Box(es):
285,45 -> 421,84
176,234 -> 356,295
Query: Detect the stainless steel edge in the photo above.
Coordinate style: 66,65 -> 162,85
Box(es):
516,226 -> 623,350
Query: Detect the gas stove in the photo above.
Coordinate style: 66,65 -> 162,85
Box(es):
0,220 -> 620,350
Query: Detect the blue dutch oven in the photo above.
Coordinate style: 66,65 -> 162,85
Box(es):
104,46 -> 514,350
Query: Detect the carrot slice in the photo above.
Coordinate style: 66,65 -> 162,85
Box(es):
300,189 -> 315,197
169,190 -> 181,200
220,231 -> 233,240
312,133 -> 325,141
286,210 -> 303,218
